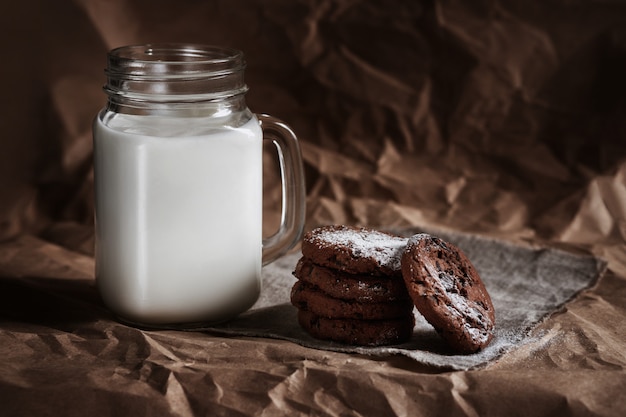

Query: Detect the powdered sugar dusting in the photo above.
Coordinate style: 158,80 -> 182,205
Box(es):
406,233 -> 436,250
314,227 -> 408,271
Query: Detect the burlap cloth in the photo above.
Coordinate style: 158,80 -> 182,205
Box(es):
205,228 -> 606,370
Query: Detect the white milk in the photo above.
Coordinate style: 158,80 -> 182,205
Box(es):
93,112 -> 263,325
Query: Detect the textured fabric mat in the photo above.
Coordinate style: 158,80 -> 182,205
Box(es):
206,230 -> 607,370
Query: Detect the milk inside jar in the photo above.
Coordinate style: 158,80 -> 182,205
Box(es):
93,44 -> 305,327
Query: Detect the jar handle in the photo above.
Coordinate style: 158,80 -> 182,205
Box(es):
258,114 -> 306,265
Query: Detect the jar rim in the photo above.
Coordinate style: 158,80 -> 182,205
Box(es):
106,43 -> 246,79
103,43 -> 249,102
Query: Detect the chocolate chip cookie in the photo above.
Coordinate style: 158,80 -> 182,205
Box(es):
290,280 -> 414,320
301,225 -> 408,276
293,257 -> 410,303
401,233 -> 495,353
297,309 -> 415,347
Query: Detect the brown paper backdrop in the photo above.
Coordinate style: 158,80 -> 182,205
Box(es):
1,1 -> 626,416
2,0 -> 626,246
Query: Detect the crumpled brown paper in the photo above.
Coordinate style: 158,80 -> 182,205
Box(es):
2,0 -> 626,416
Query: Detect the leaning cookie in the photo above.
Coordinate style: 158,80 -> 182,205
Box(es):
293,257 -> 410,303
297,309 -> 415,346
301,225 -> 408,276
401,233 -> 495,353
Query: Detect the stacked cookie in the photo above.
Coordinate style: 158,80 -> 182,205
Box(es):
291,225 -> 415,346
291,225 -> 496,353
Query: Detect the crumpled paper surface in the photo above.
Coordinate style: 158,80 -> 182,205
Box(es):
2,0 -> 626,416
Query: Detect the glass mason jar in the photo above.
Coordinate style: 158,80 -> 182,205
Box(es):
93,44 -> 306,327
